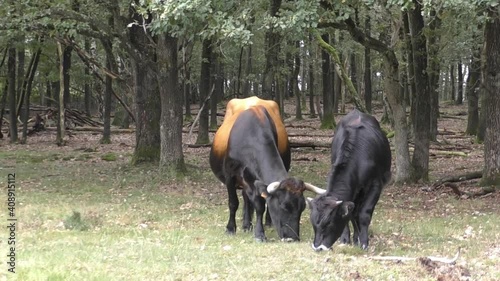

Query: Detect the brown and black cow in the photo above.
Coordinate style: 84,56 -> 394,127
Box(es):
308,109 -> 391,251
210,96 -> 325,242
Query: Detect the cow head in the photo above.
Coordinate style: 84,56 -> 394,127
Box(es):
307,195 -> 355,251
254,178 -> 326,242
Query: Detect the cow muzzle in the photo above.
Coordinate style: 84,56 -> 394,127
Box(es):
311,244 -> 332,252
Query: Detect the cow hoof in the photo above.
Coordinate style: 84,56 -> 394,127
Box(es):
361,244 -> 368,250
255,237 -> 267,243
242,224 -> 253,232
225,229 -> 236,235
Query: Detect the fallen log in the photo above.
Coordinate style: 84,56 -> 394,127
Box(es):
45,127 -> 134,133
371,248 -> 461,264
187,143 -> 211,148
290,141 -> 330,149
432,171 -> 483,187
287,133 -> 332,138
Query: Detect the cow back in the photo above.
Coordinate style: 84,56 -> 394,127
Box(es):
212,96 -> 289,159
328,109 -> 391,197
210,97 -> 290,183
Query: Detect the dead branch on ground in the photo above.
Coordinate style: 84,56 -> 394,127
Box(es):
432,171 -> 483,187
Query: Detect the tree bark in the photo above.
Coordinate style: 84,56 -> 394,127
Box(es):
320,33 -> 334,128
450,64 -> 456,101
7,47 -> 17,142
466,38 -> 481,135
129,6 -> 161,164
101,37 -> 114,144
195,38 -> 212,145
84,39 -> 92,116
242,44 -> 253,97
427,9 -> 442,141
364,16 -> 372,113
21,46 -> 42,144
409,0 -> 431,182
56,42 -> 66,146
210,50 -> 222,129
158,34 -> 186,173
403,12 -> 416,125
182,41 -> 193,119
481,6 -> 500,188
456,62 -> 464,105
262,0 -> 282,99
16,42 -> 25,106
308,35 -> 316,118
62,45 -> 72,108
291,41 -> 302,120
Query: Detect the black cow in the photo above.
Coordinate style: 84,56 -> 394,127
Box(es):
210,97 -> 324,242
308,109 -> 391,251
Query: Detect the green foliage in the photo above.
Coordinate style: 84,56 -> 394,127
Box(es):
101,152 -> 117,161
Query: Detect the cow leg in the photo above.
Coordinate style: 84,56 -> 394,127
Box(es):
357,182 -> 382,250
265,207 -> 272,227
225,177 -> 239,235
340,223 -> 351,244
242,190 -> 254,232
253,196 -> 267,242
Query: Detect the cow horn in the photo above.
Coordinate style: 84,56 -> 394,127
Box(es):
304,183 -> 327,194
267,181 -> 281,194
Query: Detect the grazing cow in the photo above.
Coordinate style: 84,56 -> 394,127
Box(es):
210,96 -> 325,242
308,109 -> 391,251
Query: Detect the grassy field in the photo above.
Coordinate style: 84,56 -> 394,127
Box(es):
1,104 -> 499,281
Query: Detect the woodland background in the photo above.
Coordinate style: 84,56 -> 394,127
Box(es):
1,0 -> 500,187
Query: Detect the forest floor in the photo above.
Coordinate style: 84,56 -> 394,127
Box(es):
0,100 -> 498,281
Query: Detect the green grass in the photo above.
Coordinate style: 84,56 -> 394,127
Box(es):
0,149 -> 498,281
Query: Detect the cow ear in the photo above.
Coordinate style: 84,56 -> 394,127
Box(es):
254,180 -> 268,199
341,201 -> 355,218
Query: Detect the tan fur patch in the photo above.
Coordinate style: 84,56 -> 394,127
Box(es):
212,96 -> 288,158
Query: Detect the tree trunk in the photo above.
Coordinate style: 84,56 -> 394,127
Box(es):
56,42 -> 66,146
481,6 -> 500,188
466,36 -> 481,136
21,46 -> 42,143
16,43 -> 25,106
403,12 -> 416,126
210,50 -> 222,129
0,84 -> 7,139
364,17 -> 372,113
84,39 -> 92,116
101,38 -> 114,144
450,64 -> 456,101
409,0 -> 431,182
308,35 -> 316,118
63,45 -> 72,107
384,55 -> 412,183
195,38 -> 212,145
321,33 -> 334,129
262,0 -> 282,99
129,7 -> 161,164
158,33 -> 186,173
350,52 -> 358,96
183,41 -> 193,119
456,62 -> 464,105
427,9 -> 441,141
293,41 -> 302,120
242,45 -> 253,97
236,47 -> 244,97
8,47 -> 17,143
